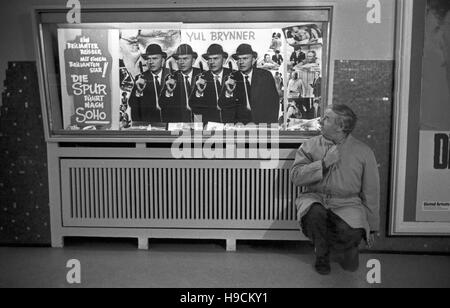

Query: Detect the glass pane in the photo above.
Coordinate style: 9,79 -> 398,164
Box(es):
57,23 -> 326,133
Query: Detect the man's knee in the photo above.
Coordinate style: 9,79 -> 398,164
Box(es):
305,203 -> 327,220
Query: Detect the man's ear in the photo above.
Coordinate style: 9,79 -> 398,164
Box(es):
334,117 -> 344,132
337,122 -> 345,133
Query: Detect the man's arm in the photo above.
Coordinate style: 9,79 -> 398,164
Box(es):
190,89 -> 209,115
361,149 -> 380,232
290,142 -> 324,187
159,82 -> 177,109
127,85 -> 142,112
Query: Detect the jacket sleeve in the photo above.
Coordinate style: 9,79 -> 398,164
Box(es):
190,91 -> 208,114
127,85 -> 141,112
290,141 -> 324,187
218,89 -> 239,110
361,149 -> 380,232
159,85 -> 176,109
262,70 -> 281,123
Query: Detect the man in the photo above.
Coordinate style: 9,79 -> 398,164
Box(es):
311,71 -> 322,98
290,45 -> 306,67
258,54 -> 279,70
290,104 -> 380,275
128,44 -> 169,124
190,44 -> 233,124
220,44 -> 279,124
272,50 -> 283,65
287,71 -> 305,100
274,72 -> 284,98
160,44 -> 201,123
302,50 -> 318,64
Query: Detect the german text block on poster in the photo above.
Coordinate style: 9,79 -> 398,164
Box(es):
58,28 -> 119,130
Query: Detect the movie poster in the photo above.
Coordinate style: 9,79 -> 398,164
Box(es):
58,28 -> 120,130
416,1 -> 450,222
118,23 -> 324,131
58,23 -> 325,131
416,131 -> 450,221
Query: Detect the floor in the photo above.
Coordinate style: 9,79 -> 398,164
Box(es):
0,239 -> 449,288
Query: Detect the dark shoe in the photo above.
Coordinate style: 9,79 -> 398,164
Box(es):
314,256 -> 331,275
337,246 -> 359,272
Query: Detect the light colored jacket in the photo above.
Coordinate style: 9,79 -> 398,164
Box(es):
290,134 -> 380,239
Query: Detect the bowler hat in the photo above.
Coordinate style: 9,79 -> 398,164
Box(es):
142,44 -> 167,59
173,44 -> 198,60
232,44 -> 258,60
202,44 -> 229,61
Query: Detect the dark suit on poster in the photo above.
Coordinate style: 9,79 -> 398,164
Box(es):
297,97 -> 315,119
272,54 -> 283,65
190,68 -> 232,124
128,69 -> 170,123
290,50 -> 306,66
219,68 -> 279,124
160,68 -> 201,123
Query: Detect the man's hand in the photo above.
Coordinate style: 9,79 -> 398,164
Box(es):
323,145 -> 340,169
135,76 -> 147,95
196,76 -> 207,95
367,233 -> 376,248
225,76 -> 236,95
165,76 -> 177,94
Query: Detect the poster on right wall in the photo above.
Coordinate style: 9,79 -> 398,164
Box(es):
416,0 -> 450,222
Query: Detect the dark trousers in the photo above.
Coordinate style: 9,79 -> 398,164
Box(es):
301,203 -> 365,258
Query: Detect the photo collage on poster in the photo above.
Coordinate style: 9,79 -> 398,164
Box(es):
59,23 -> 324,131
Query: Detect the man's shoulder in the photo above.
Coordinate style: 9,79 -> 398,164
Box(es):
142,70 -> 153,78
192,67 -> 202,76
254,69 -> 276,88
254,68 -> 273,78
348,135 -> 376,156
203,70 -> 215,80
223,67 -> 232,75
300,135 -> 323,150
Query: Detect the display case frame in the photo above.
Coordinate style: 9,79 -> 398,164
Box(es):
33,4 -> 332,143
389,0 -> 450,236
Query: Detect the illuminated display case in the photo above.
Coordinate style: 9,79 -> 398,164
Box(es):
35,6 -> 331,143
33,4 -> 335,249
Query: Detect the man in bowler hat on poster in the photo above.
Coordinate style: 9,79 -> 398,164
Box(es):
190,44 -> 233,124
160,44 -> 201,123
220,43 -> 279,124
128,44 -> 170,124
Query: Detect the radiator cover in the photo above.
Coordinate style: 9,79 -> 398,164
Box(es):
60,159 -> 302,230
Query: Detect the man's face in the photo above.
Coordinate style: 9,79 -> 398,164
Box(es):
306,52 -> 315,63
207,55 -> 225,74
177,55 -> 194,74
298,29 -> 309,40
236,54 -> 255,74
146,55 -> 164,73
319,109 -> 342,137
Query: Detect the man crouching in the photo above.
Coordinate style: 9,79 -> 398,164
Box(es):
290,104 -> 380,275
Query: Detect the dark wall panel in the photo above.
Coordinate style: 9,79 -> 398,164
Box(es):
0,62 -> 51,245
